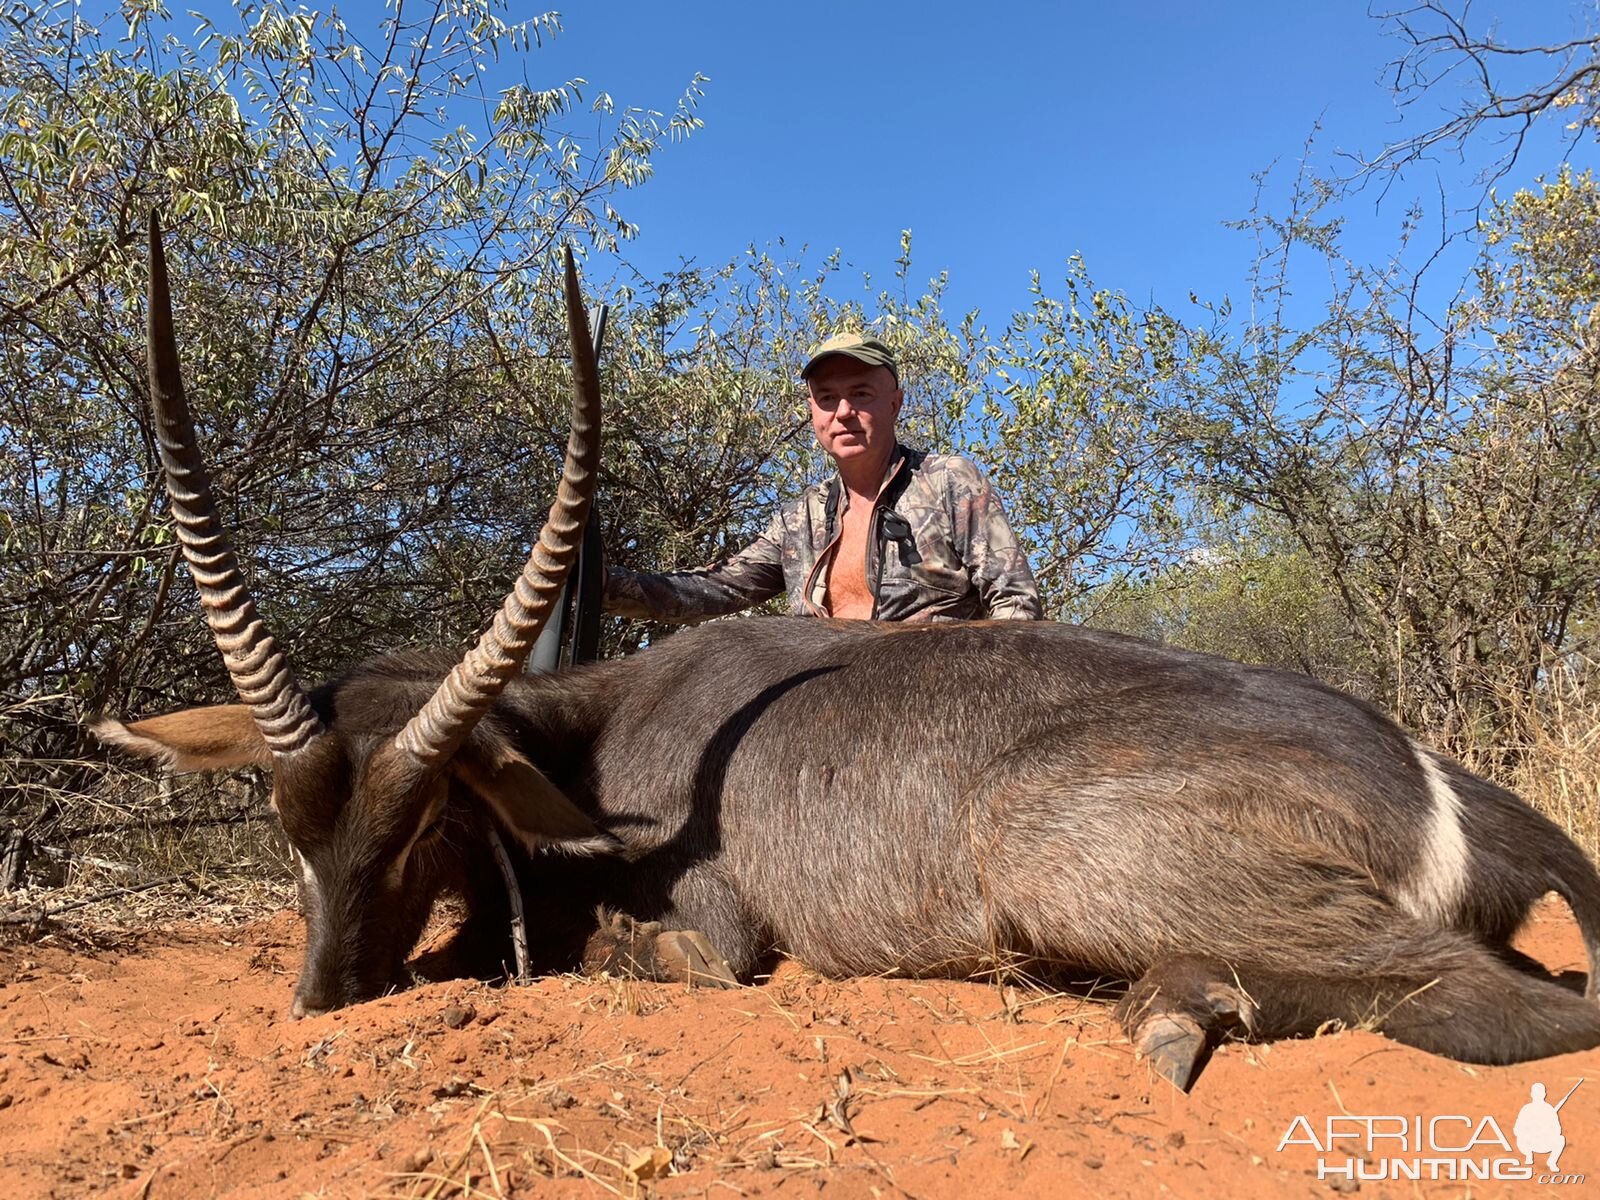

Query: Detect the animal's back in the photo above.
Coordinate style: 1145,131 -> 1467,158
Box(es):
583,618 -> 1509,976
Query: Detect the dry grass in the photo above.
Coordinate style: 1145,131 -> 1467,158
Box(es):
1457,652 -> 1600,858
0,763 -> 293,942
367,966 -> 1125,1199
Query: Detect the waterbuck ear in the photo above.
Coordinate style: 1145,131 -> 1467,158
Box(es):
92,705 -> 271,773
451,746 -> 621,857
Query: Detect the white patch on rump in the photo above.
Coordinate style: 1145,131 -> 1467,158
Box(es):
1397,742 -> 1470,925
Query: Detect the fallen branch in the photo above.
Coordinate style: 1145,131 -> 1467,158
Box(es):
47,805 -> 265,840
486,826 -> 530,983
0,829 -> 27,891
33,844 -> 135,875
0,874 -> 187,925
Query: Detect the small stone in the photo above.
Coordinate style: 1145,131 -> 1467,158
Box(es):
626,1146 -> 672,1181
1085,1158 -> 1103,1170
441,1005 -> 475,1030
401,1149 -> 433,1174
1165,1131 -> 1186,1149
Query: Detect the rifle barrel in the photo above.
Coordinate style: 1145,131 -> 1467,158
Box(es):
1553,1077 -> 1584,1112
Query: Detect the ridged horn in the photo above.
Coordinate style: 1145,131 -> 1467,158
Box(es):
395,248 -> 601,767
145,211 -> 323,756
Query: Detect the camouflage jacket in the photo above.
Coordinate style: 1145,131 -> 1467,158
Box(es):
604,444 -> 1044,623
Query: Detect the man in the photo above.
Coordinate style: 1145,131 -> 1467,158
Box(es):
604,332 -> 1043,622
1514,1080 -> 1576,1172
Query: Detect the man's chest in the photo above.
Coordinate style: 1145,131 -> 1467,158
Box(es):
826,506 -> 875,619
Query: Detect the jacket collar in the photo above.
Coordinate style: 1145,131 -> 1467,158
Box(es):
823,443 -> 921,530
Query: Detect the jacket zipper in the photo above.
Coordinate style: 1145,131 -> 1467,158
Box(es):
865,453 -> 906,620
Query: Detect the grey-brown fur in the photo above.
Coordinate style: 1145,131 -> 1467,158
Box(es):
284,615 -> 1600,1069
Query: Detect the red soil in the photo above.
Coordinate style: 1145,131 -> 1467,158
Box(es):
1,899 -> 1595,1199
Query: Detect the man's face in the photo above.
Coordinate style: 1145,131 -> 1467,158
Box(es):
806,357 -> 903,469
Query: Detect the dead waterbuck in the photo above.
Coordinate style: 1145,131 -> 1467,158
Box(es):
98,216 -> 1600,1090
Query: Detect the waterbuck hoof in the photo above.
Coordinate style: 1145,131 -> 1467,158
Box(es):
1202,980 -> 1258,1032
1117,962 -> 1257,1091
581,913 -> 738,987
1133,1011 -> 1209,1091
653,930 -> 739,989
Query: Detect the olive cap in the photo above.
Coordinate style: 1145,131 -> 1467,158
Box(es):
801,332 -> 899,383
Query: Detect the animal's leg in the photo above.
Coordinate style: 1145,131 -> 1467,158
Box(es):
1346,933 -> 1600,1063
1121,928 -> 1600,1087
581,910 -> 738,988
625,864 -> 773,980
1115,955 -> 1258,1091
985,786 -> 1600,1069
1226,921 -> 1600,1065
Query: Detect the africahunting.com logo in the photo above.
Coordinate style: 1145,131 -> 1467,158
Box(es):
1277,1079 -> 1585,1184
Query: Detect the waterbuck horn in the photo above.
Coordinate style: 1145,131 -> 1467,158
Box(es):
145,212 -> 323,756
394,248 -> 601,767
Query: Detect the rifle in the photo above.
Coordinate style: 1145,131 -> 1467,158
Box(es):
1553,1078 -> 1584,1113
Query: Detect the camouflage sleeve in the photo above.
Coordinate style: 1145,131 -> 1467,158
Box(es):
949,458 -> 1045,620
602,509 -> 786,624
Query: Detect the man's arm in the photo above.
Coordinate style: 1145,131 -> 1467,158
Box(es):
950,459 -> 1045,620
603,509 -> 787,624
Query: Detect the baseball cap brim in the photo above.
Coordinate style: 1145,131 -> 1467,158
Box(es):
801,336 -> 898,381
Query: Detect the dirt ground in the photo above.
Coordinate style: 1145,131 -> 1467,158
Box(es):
1,897 -> 1596,1200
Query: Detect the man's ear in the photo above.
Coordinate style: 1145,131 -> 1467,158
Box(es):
91,705 -> 271,773
451,747 -> 621,857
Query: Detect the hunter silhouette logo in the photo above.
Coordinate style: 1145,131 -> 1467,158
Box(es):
1515,1079 -> 1582,1172
1277,1077 -> 1587,1184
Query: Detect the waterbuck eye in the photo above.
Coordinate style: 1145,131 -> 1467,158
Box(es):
418,812 -> 446,841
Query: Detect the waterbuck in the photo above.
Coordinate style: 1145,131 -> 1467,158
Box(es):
97,216 -> 1600,1090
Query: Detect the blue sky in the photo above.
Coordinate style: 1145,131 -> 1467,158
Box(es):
157,0 -> 1595,335
510,1 -> 1595,332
